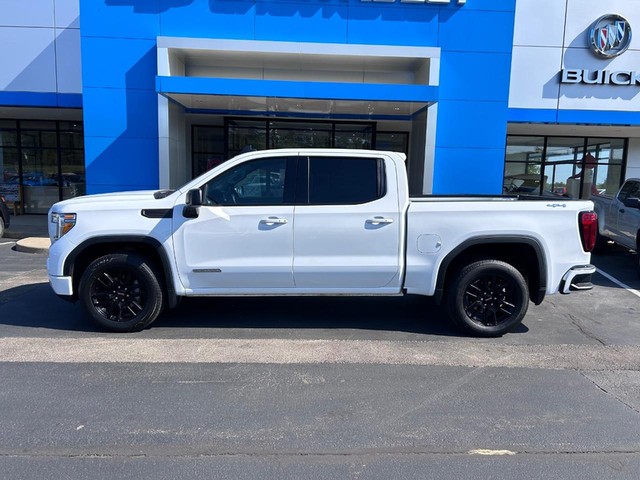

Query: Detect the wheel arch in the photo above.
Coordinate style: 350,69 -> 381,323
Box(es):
63,236 -> 179,308
434,236 -> 547,306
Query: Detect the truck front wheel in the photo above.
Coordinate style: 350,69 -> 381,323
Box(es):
78,253 -> 164,332
446,259 -> 529,337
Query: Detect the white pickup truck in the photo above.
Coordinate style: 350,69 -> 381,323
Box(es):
592,178 -> 640,269
47,149 -> 597,336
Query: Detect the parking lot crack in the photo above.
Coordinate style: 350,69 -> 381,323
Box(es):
568,313 -> 606,346
580,372 -> 640,415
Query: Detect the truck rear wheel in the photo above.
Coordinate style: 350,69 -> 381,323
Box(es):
446,259 -> 529,337
79,253 -> 164,332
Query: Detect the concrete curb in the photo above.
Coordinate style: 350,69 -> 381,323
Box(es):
15,237 -> 50,254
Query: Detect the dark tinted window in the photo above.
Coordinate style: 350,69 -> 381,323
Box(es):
618,180 -> 640,201
308,157 -> 383,205
204,157 -> 291,206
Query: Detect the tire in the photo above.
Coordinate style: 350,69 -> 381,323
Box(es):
446,259 -> 529,337
0,216 -> 4,238
78,253 -> 164,332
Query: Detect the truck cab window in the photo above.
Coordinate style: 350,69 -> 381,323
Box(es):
618,181 -> 640,202
308,157 -> 384,205
204,158 -> 290,206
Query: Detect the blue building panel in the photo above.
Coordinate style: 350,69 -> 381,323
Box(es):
254,3 -> 348,43
85,136 -> 160,193
556,109 -> 640,126
158,76 -> 438,103
438,51 -> 512,102
346,5 -> 439,47
159,0 -> 257,39
0,92 -> 81,108
79,0 -> 160,39
435,100 -> 509,149
438,8 -> 515,53
83,87 -> 159,140
81,37 -> 157,90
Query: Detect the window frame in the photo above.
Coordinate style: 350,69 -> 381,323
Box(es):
504,134 -> 628,198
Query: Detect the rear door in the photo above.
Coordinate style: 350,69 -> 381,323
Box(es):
292,155 -> 402,291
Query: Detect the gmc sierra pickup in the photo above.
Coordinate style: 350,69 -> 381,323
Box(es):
47,149 -> 597,336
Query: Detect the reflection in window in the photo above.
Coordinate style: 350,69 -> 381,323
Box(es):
0,120 -> 85,213
204,158 -> 288,206
192,119 -> 409,178
504,136 -> 627,199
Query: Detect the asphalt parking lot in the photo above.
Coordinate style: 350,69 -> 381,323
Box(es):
1,240 -> 639,479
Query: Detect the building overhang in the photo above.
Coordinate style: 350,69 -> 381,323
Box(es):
157,37 -> 439,118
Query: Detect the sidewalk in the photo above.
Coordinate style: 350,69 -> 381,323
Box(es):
3,214 -> 50,253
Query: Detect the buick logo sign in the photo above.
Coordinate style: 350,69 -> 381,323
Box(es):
590,14 -> 632,58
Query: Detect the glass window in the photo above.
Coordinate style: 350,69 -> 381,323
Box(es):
192,126 -> 225,177
309,157 -> 382,205
269,121 -> 332,150
334,123 -> 373,150
59,131 -> 84,150
503,136 -> 544,194
0,120 -> 85,213
504,135 -> 626,199
204,158 -> 289,206
193,126 -> 224,154
376,132 -> 409,155
228,120 -> 267,157
61,150 -> 86,199
21,131 -> 57,149
0,129 -> 18,147
0,148 -> 20,203
618,180 -> 640,202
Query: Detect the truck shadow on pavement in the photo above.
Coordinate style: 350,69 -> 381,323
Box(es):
0,284 -> 530,337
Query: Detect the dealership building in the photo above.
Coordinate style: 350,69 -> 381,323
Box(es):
1,0 -> 640,213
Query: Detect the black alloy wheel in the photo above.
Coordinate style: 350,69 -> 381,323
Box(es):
91,266 -> 146,322
462,274 -> 517,327
79,253 -> 164,332
447,259 -> 529,337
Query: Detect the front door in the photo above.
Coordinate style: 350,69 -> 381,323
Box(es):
173,156 -> 296,292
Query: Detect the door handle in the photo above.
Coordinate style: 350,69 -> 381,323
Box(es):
260,217 -> 288,225
620,209 -> 625,213
366,217 -> 394,225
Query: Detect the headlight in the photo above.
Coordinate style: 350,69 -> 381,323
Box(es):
51,212 -> 77,241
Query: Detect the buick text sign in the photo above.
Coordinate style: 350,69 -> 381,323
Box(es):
562,69 -> 640,86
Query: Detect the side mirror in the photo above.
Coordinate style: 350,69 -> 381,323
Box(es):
183,188 -> 203,218
623,197 -> 640,209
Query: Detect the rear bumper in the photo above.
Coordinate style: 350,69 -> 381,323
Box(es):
560,264 -> 596,294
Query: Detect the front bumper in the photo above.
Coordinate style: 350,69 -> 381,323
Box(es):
560,264 -> 596,294
48,274 -> 74,297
